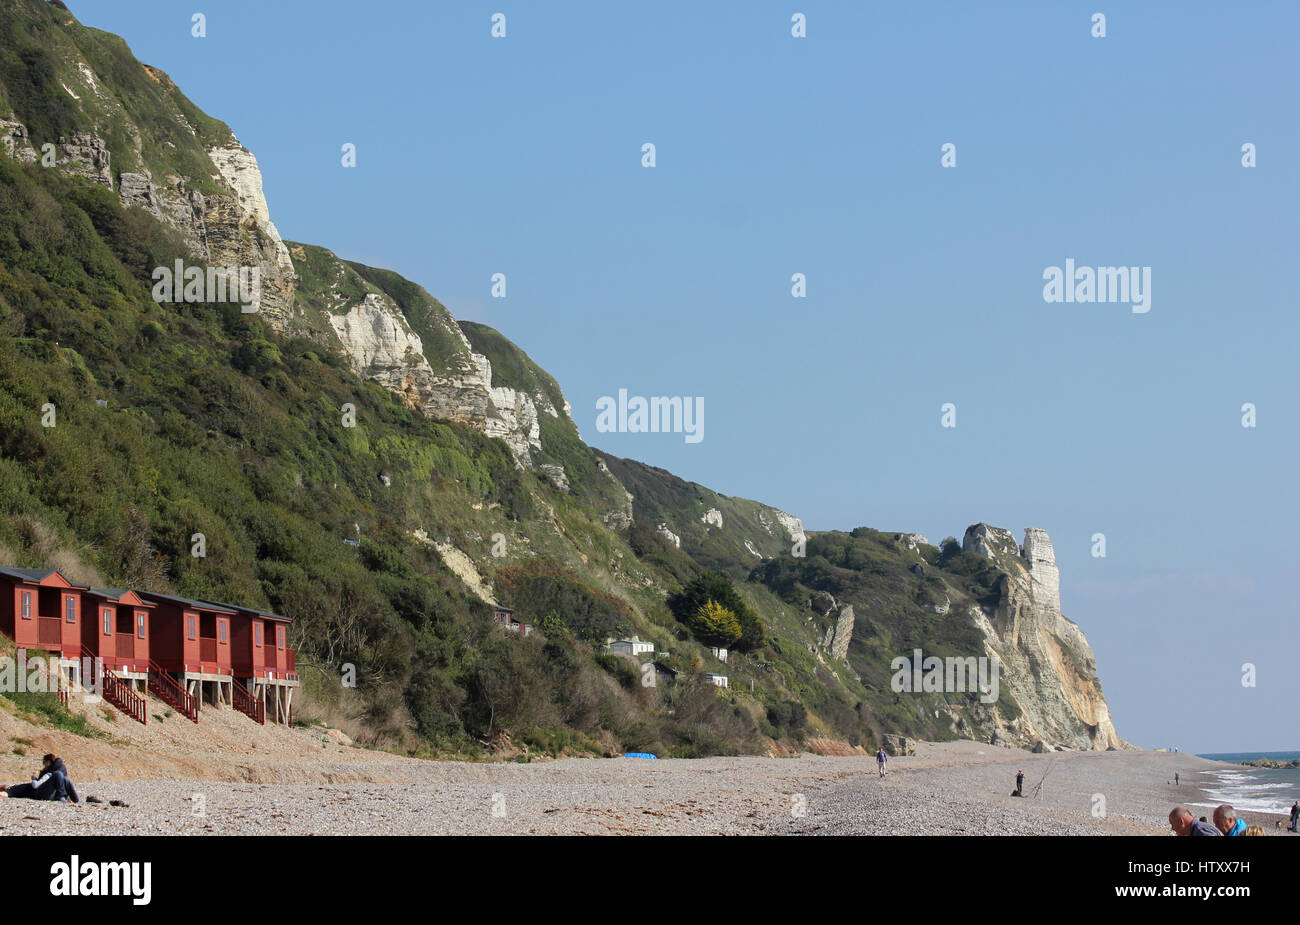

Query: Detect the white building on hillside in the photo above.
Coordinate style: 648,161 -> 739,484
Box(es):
604,635 -> 654,657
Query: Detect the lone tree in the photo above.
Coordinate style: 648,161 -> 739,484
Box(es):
668,571 -> 764,650
691,600 -> 742,648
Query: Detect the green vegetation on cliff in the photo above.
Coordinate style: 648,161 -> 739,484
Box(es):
0,0 -> 234,190
0,0 -> 1117,757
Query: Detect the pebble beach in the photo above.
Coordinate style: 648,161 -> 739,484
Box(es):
1,736 -> 1293,836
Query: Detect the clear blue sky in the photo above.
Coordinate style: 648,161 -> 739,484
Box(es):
73,1 -> 1299,753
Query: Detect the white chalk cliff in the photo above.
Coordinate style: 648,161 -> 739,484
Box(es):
1,87 -> 560,473
962,524 -> 1124,750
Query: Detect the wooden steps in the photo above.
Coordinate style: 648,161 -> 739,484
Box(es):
146,660 -> 199,723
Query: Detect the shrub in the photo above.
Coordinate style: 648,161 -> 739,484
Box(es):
667,572 -> 764,650
496,558 -> 631,644
690,600 -> 742,647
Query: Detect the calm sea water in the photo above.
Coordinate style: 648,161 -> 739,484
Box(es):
1194,751 -> 1300,816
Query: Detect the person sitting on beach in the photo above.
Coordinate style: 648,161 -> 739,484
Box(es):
1169,806 -> 1222,836
1213,804 -> 1246,837
0,754 -> 79,803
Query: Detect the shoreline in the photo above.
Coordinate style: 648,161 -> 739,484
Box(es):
1181,763 -> 1299,830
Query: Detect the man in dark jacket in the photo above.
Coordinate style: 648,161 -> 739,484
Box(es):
1289,801 -> 1298,832
0,754 -> 78,803
1169,805 -> 1221,836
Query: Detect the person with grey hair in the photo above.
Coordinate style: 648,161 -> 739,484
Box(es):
1169,805 -> 1221,836
1213,804 -> 1246,836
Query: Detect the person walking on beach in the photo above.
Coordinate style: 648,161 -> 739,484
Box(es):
1174,772 -> 1179,786
1015,769 -> 1025,796
876,747 -> 887,778
1289,801 -> 1298,832
1169,806 -> 1222,836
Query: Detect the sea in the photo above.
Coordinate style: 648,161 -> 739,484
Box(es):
1193,751 -> 1300,816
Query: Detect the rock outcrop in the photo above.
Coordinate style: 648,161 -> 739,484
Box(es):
811,591 -> 837,617
485,385 -> 543,464
1022,526 -> 1061,620
883,734 -> 916,756
118,170 -> 210,257
962,524 -> 1124,751
821,604 -> 855,661
537,464 -> 569,491
0,116 -> 299,324
962,523 -> 1021,566
306,250 -> 570,475
326,291 -> 510,431
0,119 -> 35,163
600,463 -> 635,530
202,145 -> 296,324
758,509 -> 805,548
775,511 -> 805,546
0,124 -> 113,187
896,533 -> 929,552
207,145 -> 294,274
55,132 -> 113,187
922,596 -> 950,615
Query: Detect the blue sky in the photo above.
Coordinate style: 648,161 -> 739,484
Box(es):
73,1 -> 1298,753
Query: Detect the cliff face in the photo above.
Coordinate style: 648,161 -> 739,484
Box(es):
0,0 -> 550,475
0,0 -> 1126,755
962,525 -> 1124,750
1,111 -> 295,325
3,103 -> 557,475
324,288 -> 494,425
